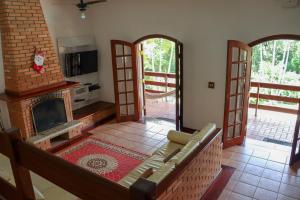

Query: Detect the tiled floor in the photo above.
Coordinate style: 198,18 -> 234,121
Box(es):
220,138 -> 300,200
145,97 -> 176,120
1,121 -> 300,200
247,109 -> 296,144
89,121 -> 175,156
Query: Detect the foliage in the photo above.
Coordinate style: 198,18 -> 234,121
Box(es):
251,40 -> 300,108
142,38 -> 176,73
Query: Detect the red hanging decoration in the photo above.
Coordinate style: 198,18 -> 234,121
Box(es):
33,49 -> 46,74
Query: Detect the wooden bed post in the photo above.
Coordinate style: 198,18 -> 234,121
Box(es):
5,128 -> 36,200
130,178 -> 156,200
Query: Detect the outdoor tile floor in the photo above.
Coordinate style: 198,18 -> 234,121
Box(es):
145,98 -> 176,121
247,109 -> 296,144
220,138 -> 300,200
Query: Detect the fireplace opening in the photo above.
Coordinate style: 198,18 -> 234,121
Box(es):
32,98 -> 68,133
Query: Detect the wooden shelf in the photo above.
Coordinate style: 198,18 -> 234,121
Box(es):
73,101 -> 115,120
0,81 -> 80,102
73,101 -> 115,130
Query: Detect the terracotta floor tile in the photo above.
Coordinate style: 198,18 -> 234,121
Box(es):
248,157 -> 267,167
279,183 -> 300,199
231,170 -> 243,180
266,161 -> 285,172
277,194 -> 298,200
262,169 -> 283,182
227,160 -> 246,171
269,153 -> 288,164
225,179 -> 238,190
239,173 -> 260,186
252,150 -> 271,160
244,164 -> 264,176
231,152 -> 251,163
281,174 -> 300,188
232,182 -> 256,197
218,189 -> 231,200
227,192 -> 252,200
258,177 -> 281,192
254,188 -> 278,200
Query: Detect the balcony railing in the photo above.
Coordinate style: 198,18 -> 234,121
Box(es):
144,71 -> 176,94
250,81 -> 300,115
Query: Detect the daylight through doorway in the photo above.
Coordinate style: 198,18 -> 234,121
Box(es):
247,39 -> 300,149
138,38 -> 177,126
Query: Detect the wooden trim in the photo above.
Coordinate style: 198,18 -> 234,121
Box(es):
250,93 -> 299,103
0,81 -> 80,103
251,81 -> 300,92
144,71 -> 176,79
249,104 -> 297,114
249,34 -> 300,47
2,129 -> 36,200
134,34 -> 179,45
179,42 -> 184,130
0,177 -> 20,200
290,99 -> 300,165
200,165 -> 235,200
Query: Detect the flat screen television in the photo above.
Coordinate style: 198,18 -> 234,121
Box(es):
64,50 -> 98,77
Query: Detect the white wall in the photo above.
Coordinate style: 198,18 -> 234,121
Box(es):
88,0 -> 300,129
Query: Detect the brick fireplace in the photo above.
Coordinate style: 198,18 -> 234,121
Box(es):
0,0 -> 80,149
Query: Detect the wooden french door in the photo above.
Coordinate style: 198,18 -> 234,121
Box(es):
176,42 -> 183,131
223,40 -> 252,148
111,40 -> 140,122
290,101 -> 300,165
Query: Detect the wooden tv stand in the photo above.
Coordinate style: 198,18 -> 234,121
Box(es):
73,101 -> 115,130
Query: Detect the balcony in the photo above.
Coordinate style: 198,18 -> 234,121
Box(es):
143,72 -> 176,123
247,81 -> 300,145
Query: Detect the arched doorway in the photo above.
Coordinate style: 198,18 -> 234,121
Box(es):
249,35 -> 300,165
110,34 -> 183,130
134,35 -> 183,129
223,34 -> 300,165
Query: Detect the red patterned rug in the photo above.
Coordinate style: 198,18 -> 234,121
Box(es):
56,138 -> 148,182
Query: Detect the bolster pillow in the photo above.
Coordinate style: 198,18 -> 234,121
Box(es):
167,130 -> 193,145
191,123 -> 216,142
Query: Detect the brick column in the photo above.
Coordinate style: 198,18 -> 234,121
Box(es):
0,0 -> 64,94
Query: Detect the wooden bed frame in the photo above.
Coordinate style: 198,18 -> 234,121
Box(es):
0,128 -> 222,200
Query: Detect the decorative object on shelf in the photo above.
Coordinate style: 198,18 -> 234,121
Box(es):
33,49 -> 46,74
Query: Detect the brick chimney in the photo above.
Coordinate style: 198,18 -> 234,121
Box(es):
0,0 -> 79,145
0,0 -> 64,95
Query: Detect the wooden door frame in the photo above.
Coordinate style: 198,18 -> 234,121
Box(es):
111,40 -> 140,122
223,40 -> 252,148
248,34 -> 300,47
247,34 -> 300,164
133,34 -> 184,130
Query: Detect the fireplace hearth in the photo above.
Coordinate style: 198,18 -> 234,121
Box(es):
32,96 -> 68,134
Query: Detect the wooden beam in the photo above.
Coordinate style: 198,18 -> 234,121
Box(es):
250,93 -> 299,103
144,71 -> 176,79
0,177 -> 20,200
251,82 -> 300,92
249,104 -> 297,114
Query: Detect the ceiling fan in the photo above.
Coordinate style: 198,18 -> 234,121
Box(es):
76,0 -> 107,19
